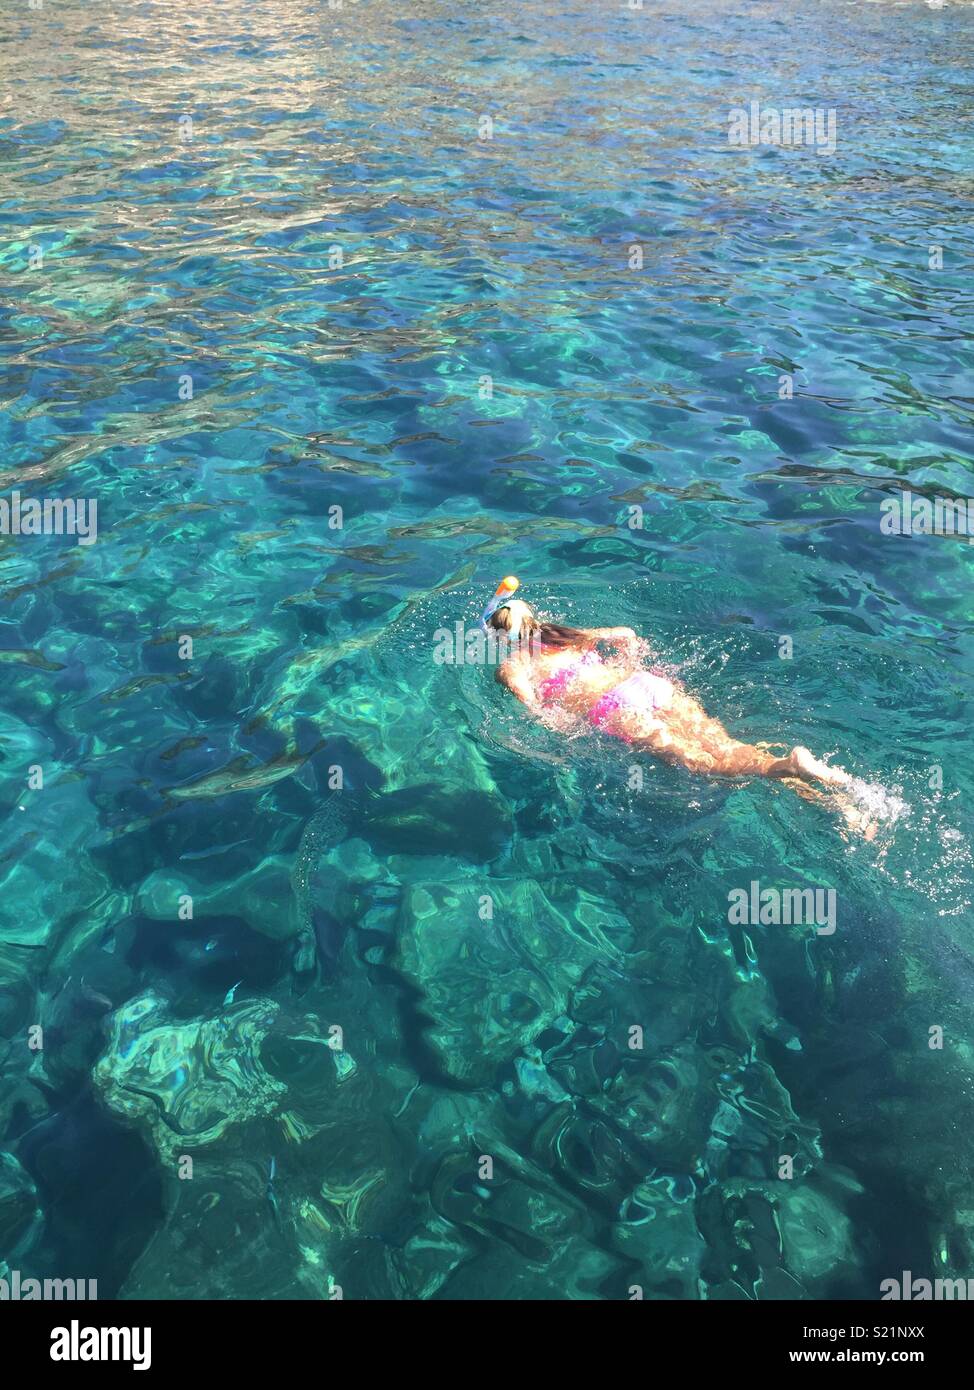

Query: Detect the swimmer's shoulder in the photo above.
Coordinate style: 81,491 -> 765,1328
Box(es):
496,651 -> 541,704
496,650 -> 529,685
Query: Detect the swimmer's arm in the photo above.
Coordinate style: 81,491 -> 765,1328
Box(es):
581,626 -> 640,645
496,662 -> 577,732
496,661 -> 538,708
580,627 -> 650,663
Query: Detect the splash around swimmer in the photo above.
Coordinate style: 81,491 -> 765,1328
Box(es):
478,578 -> 886,840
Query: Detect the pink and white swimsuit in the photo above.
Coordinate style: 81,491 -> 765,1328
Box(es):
537,649 -> 603,703
538,651 -> 674,742
588,670 -> 674,739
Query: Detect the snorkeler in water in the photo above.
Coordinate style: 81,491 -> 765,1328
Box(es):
481,578 -> 886,839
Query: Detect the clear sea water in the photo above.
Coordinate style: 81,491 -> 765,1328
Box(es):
1,0 -> 973,1300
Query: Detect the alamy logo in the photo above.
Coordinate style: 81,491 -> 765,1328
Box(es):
881,1270 -> 974,1300
0,491 -> 98,545
50,1320 -> 151,1371
880,491 -> 974,544
432,623 -> 543,666
0,1269 -> 97,1300
728,880 -> 836,935
728,100 -> 837,154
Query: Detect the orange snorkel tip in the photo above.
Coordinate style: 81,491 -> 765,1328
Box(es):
481,575 -> 520,628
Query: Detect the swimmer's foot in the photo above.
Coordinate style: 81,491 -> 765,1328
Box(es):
835,793 -> 879,842
790,746 -> 852,788
787,773 -> 879,841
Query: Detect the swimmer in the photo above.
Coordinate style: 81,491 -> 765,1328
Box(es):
482,579 -> 881,839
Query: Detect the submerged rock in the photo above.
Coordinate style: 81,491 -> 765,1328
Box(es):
612,1176 -> 707,1300
135,859 -> 294,941
392,877 -> 630,1085
697,1176 -> 861,1297
93,992 -> 285,1161
95,989 -> 411,1299
365,785 -> 510,862
0,1149 -> 43,1263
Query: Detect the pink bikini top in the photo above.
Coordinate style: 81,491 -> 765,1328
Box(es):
537,648 -> 602,704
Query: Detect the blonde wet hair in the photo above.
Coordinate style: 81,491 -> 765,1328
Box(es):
488,601 -> 588,650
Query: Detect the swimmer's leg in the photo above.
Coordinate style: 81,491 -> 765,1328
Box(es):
635,702 -> 872,837
785,778 -> 878,841
629,692 -> 850,787
722,743 -> 875,838
705,739 -> 852,786
788,746 -> 851,788
639,730 -> 850,787
637,694 -> 850,787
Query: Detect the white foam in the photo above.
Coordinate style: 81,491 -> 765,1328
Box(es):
848,777 -> 910,823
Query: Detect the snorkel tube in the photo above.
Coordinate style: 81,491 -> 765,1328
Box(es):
480,575 -> 520,635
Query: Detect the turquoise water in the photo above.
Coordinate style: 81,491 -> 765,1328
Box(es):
2,0 -> 974,1300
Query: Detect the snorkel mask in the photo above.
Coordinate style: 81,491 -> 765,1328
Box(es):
480,575 -> 521,636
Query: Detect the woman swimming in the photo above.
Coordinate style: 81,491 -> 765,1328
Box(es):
483,579 -> 880,837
